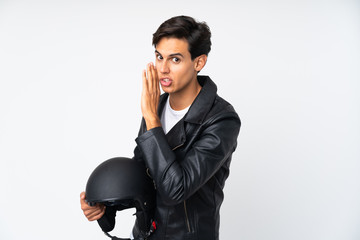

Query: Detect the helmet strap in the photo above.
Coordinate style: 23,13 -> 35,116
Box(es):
103,231 -> 131,240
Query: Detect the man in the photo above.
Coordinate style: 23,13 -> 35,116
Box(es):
81,15 -> 240,240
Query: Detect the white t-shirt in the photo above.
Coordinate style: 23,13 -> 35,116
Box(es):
161,96 -> 190,134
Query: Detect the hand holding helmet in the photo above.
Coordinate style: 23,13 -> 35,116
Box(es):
81,157 -> 156,239
80,191 -> 106,221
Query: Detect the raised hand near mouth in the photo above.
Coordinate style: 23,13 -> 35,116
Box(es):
141,62 -> 161,131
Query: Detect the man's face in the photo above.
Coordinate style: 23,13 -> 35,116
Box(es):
155,37 -> 198,96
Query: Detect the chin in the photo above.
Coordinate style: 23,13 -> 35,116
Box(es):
160,86 -> 173,94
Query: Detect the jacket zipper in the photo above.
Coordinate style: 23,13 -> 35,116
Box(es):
183,200 -> 191,232
172,143 -> 184,151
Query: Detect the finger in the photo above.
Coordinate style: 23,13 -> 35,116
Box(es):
84,207 -> 102,218
80,191 -> 85,199
142,69 -> 148,92
81,201 -> 92,211
80,194 -> 88,206
83,203 -> 103,216
151,66 -> 160,94
150,64 -> 158,88
80,197 -> 96,210
86,205 -> 105,221
153,64 -> 159,84
88,211 -> 105,221
147,63 -> 154,90
87,212 -> 102,221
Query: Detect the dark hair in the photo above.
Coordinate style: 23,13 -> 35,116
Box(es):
152,16 -> 212,60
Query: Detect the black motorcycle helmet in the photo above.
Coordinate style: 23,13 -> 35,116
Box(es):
85,157 -> 156,240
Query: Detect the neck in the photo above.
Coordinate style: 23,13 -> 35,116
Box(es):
169,77 -> 202,111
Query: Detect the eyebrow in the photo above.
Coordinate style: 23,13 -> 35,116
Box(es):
155,50 -> 184,58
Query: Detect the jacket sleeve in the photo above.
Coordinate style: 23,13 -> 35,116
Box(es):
135,111 -> 240,206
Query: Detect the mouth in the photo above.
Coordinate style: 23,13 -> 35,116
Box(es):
160,77 -> 173,87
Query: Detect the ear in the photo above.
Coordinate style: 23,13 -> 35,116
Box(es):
194,54 -> 207,72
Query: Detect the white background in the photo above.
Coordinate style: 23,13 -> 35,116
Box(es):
0,0 -> 359,239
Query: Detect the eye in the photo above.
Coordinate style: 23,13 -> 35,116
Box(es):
156,54 -> 163,60
172,57 -> 180,63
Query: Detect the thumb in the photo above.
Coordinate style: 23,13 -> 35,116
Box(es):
80,191 -> 86,199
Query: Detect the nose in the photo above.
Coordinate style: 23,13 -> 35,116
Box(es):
158,61 -> 170,74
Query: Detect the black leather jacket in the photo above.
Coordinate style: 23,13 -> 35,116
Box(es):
135,76 -> 240,240
98,76 -> 240,240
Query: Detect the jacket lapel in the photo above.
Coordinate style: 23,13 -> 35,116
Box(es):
157,94 -> 186,150
184,76 -> 217,124
166,119 -> 186,150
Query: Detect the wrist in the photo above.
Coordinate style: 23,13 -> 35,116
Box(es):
145,117 -> 161,130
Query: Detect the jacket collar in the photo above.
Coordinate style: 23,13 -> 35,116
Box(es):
184,75 -> 217,124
